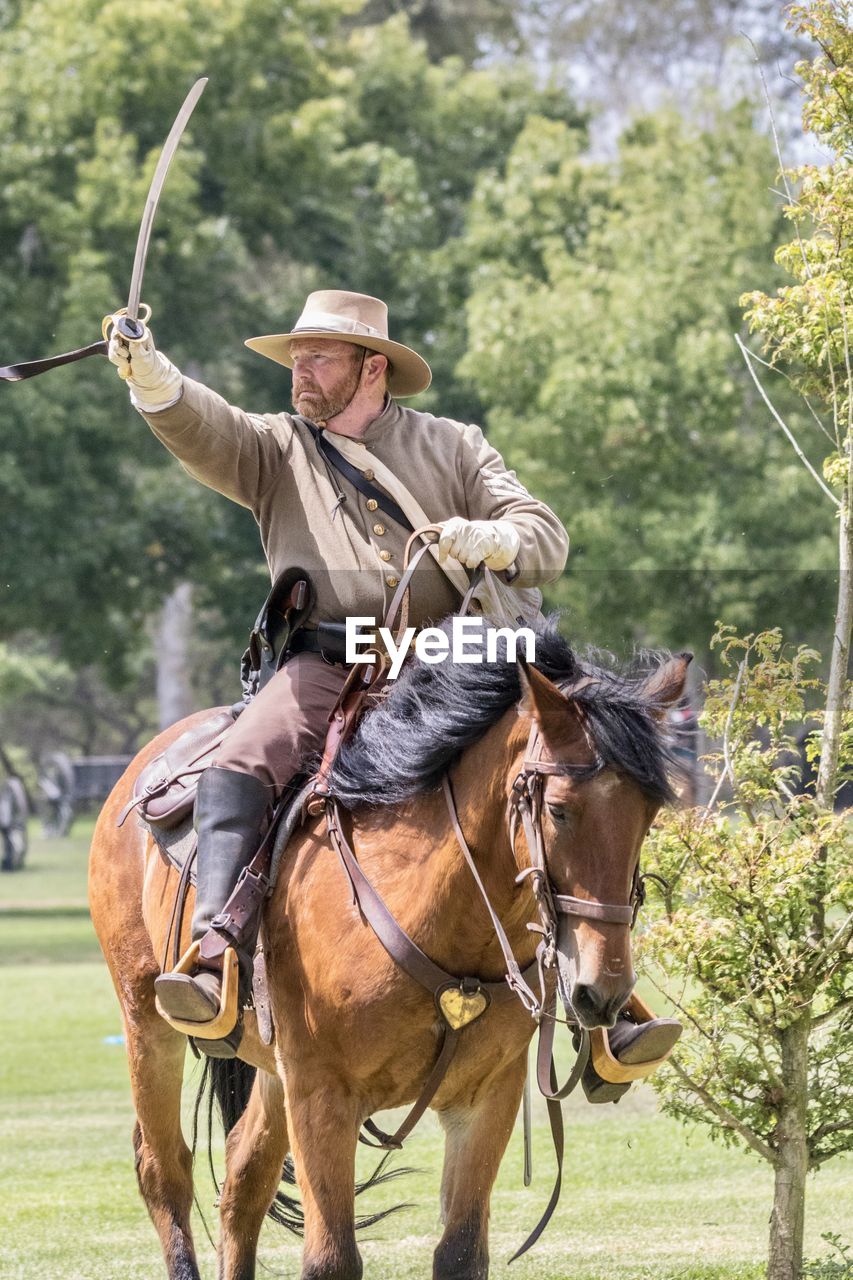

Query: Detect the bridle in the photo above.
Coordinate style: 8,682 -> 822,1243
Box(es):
437,717 -> 646,1031
507,720 -> 647,993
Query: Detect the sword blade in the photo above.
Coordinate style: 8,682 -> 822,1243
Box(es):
124,77 -> 208,322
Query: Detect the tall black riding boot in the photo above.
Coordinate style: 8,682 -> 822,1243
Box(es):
154,766 -> 271,1035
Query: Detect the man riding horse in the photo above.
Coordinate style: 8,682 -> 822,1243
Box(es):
108,288 -> 681,1090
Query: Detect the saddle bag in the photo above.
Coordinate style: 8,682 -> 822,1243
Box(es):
117,705 -> 241,830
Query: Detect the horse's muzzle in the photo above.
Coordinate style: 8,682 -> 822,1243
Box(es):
555,918 -> 635,1029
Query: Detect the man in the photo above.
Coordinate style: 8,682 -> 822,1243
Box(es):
109,289 -> 679,1085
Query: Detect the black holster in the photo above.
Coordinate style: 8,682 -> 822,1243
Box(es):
240,567 -> 315,700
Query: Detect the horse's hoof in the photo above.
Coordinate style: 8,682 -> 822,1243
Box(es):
154,970 -> 221,1023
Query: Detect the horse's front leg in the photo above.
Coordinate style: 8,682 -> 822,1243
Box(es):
434,1050 -> 528,1280
218,1068 -> 290,1280
285,1065 -> 363,1280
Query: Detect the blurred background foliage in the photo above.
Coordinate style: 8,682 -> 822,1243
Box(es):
0,0 -> 840,759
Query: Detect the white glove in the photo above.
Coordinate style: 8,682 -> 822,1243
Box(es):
437,517 -> 521,571
107,320 -> 183,413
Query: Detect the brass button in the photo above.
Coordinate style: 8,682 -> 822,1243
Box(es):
386,575 -> 399,588
366,498 -> 378,512
364,468 -> 375,481
379,549 -> 392,562
373,523 -> 386,536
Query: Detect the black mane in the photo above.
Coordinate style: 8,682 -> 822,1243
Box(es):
327,617 -> 678,810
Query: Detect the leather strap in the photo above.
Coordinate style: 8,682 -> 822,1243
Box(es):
535,991 -> 591,1101
196,793 -> 289,966
440,765 -> 596,1259
552,893 -> 635,925
440,766 -> 594,1260
162,842 -> 197,972
298,417 -> 415,533
325,798 -> 544,1153
359,1026 -> 461,1150
442,774 -> 543,1016
382,536 -> 443,643
509,1072 -> 569,1262
310,658 -> 388,806
287,624 -> 351,665
326,802 -> 534,1004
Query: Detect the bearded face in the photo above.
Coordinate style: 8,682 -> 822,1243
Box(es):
290,340 -> 365,422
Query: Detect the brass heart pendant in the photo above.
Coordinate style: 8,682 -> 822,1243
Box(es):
438,984 -> 489,1030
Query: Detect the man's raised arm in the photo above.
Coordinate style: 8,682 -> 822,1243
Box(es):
108,322 -> 290,511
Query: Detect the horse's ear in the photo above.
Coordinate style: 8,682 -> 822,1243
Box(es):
641,652 -> 693,718
517,659 -> 583,741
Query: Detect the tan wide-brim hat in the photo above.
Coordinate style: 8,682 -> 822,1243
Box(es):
245,289 -> 432,398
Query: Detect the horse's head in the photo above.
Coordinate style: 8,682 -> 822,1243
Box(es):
515,654 -> 691,1029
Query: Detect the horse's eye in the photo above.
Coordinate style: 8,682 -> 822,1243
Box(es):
546,804 -> 568,825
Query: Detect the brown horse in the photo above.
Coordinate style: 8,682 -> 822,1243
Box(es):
89,624 -> 689,1280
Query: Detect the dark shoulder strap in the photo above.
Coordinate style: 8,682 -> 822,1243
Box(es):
296,416 -> 414,534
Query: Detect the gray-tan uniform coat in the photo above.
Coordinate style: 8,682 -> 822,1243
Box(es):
139,377 -> 569,630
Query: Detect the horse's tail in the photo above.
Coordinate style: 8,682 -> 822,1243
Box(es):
194,1057 -> 412,1236
194,1056 -> 304,1234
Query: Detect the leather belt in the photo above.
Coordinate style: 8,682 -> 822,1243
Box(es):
287,622 -> 354,666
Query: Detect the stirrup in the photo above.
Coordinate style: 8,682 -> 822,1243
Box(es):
154,940 -> 240,1040
589,993 -> 677,1085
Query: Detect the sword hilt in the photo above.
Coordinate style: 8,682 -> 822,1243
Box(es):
116,315 -> 146,341
102,304 -> 152,379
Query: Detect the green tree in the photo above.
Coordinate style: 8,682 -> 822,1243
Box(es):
642,629 -> 852,1280
742,0 -> 852,808
456,99 -> 834,655
356,0 -> 522,63
642,8 -> 853,1278
0,0 -> 582,690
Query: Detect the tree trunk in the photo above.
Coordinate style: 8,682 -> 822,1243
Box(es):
153,583 -> 194,731
767,1017 -> 811,1280
815,439 -> 852,811
810,446 -> 851,944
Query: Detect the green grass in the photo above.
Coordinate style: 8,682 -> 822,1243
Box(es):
0,828 -> 850,1278
0,816 -> 94,909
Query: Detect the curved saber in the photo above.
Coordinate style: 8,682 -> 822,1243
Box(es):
0,76 -> 208,381
123,76 -> 208,331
